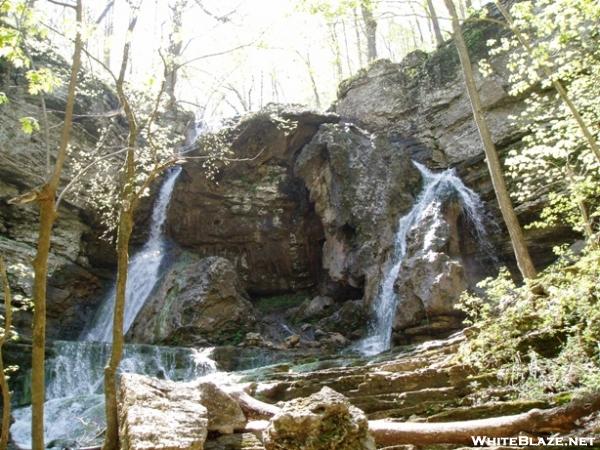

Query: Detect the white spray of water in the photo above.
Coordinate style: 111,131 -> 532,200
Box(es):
11,341 -> 216,449
357,162 -> 491,356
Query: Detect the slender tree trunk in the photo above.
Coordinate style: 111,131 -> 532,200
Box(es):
458,0 -> 466,19
328,22 -> 344,81
102,202 -> 134,450
166,0 -> 187,110
341,18 -> 352,75
102,7 -> 140,449
410,3 -> 424,45
353,8 -> 364,67
361,0 -> 377,62
443,0 -> 537,279
427,0 -> 444,47
30,3 -> 83,449
299,51 -> 321,109
494,1 -> 600,165
0,257 -> 13,450
565,164 -> 594,240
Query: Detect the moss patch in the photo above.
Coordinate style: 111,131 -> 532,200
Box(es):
253,293 -> 308,314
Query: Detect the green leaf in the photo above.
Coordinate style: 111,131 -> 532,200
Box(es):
19,116 -> 40,135
26,68 -> 61,95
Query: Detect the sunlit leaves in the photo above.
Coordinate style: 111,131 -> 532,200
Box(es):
0,92 -> 7,104
19,116 -> 39,134
25,68 -> 62,95
483,0 -> 600,237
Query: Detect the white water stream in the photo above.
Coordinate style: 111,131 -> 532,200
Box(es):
357,162 -> 491,356
82,165 -> 182,342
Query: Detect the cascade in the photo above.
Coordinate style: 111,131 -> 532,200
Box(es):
82,165 -> 182,342
11,121 -> 216,449
357,162 -> 492,356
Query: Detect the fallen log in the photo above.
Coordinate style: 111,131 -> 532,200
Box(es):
243,394 -> 600,446
229,390 -> 283,419
370,394 -> 600,446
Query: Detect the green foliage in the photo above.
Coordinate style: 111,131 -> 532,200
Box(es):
480,0 -> 600,237
19,116 -> 39,134
457,247 -> 600,399
1,0 -> 61,134
25,67 -> 61,95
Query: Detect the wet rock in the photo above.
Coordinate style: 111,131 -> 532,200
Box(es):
284,334 -> 301,348
318,332 -> 348,349
263,387 -> 376,450
128,254 -> 257,346
295,123 -> 420,304
295,295 -> 334,320
393,200 -> 467,332
119,374 -> 209,450
317,299 -> 368,338
243,332 -> 266,347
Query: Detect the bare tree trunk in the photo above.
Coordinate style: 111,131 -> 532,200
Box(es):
328,22 -> 344,81
361,0 -> 377,62
341,18 -> 352,75
297,51 -> 321,109
165,0 -> 187,110
443,0 -> 537,279
102,7 -> 140,450
494,1 -> 600,165
353,8 -> 364,67
243,394 -> 600,446
370,394 -> 600,446
30,3 -> 83,449
427,0 -> 444,47
0,257 -> 13,450
410,3 -> 425,45
565,163 -> 594,240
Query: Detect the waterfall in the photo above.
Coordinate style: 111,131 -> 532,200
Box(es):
357,162 -> 491,356
11,121 -> 216,449
82,165 -> 182,342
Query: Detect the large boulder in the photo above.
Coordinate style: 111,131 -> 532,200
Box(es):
119,374 -> 247,450
263,387 -> 375,450
119,374 -> 209,450
393,200 -> 467,332
128,254 -> 258,346
295,123 -> 421,304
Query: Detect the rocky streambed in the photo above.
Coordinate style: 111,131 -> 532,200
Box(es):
111,331 -> 597,450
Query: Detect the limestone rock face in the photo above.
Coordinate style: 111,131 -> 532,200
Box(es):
0,57 -> 122,340
128,254 -> 257,346
119,374 -> 209,450
166,106 -> 337,295
334,14 -> 577,268
393,201 -> 467,332
263,387 -> 375,450
295,123 -> 421,303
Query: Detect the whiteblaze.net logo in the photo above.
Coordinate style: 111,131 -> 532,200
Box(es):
471,436 -> 595,447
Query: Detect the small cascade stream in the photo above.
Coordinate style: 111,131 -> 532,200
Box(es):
357,162 -> 492,356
